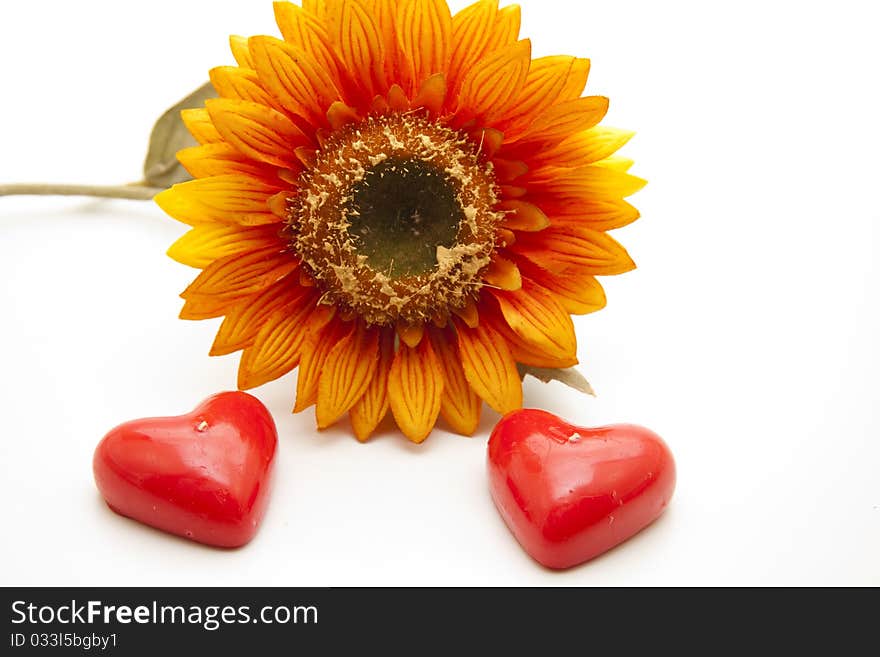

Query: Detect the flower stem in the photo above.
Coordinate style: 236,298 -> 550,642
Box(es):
0,183 -> 162,201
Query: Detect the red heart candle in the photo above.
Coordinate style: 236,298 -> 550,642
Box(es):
93,392 -> 277,548
488,409 -> 676,569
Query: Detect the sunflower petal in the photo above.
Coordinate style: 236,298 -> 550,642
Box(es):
209,66 -> 284,113
521,263 -> 607,316
532,127 -> 636,169
527,165 -> 647,200
229,35 -> 255,68
316,321 -> 380,428
429,327 -> 481,436
249,36 -> 340,125
491,279 -> 577,362
155,175 -> 283,226
510,96 -> 609,146
167,223 -> 283,269
485,312 -> 578,369
452,299 -> 480,328
179,297 -> 233,321
273,1 -> 343,89
449,0 -> 499,92
539,198 -> 641,232
456,40 -> 530,124
326,101 -> 361,130
238,292 -> 318,389
177,143 -> 281,180
497,200 -> 550,232
349,327 -> 395,441
455,319 -> 522,414
396,322 -> 425,348
211,276 -> 308,356
483,253 -> 522,291
181,108 -> 222,144
396,0 -> 452,92
366,0 -> 403,82
497,56 -> 590,135
492,4 -> 521,47
206,98 -> 310,168
511,227 -> 636,276
388,338 -> 444,444
182,246 -> 298,302
332,0 -> 386,102
412,73 -> 447,116
294,318 -> 351,413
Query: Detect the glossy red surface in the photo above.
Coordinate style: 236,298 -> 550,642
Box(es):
93,392 -> 277,548
488,409 -> 676,569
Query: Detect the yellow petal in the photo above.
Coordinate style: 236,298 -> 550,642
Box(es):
332,0 -> 386,102
181,109 -> 222,145
511,226 -> 636,276
155,175 -> 283,226
249,35 -> 340,125
509,96 -> 609,146
469,126 -> 505,158
499,56 -> 590,136
491,158 -> 529,183
294,318 -> 351,413
522,264 -> 607,316
237,292 -> 318,389
491,279 -> 577,362
412,73 -> 447,116
182,246 -> 298,302
429,327 -> 481,436
497,200 -> 550,232
491,4 -> 521,48
177,143 -> 281,180
538,198 -> 641,232
273,1 -> 342,90
206,98 -> 310,168
532,127 -> 636,169
349,327 -> 395,441
527,165 -> 647,200
486,312 -> 578,369
179,296 -> 233,321
326,101 -> 360,130
449,0 -> 498,92
209,66 -> 284,113
396,0 -> 452,93
229,35 -> 255,68
456,40 -> 531,124
483,253 -> 522,291
211,277 -> 307,356
396,322 -> 425,348
455,319 -> 522,414
388,338 -> 444,444
316,322 -> 380,428
452,299 -> 480,328
167,223 -> 283,269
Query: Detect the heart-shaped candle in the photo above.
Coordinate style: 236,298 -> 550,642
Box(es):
488,409 -> 676,569
93,392 -> 277,548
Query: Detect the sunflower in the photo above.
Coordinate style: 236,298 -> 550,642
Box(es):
156,0 -> 644,443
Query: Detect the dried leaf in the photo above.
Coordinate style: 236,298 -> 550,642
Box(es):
517,364 -> 596,397
143,82 -> 217,188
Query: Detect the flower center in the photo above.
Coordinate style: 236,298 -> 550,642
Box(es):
345,157 -> 462,278
288,113 -> 502,327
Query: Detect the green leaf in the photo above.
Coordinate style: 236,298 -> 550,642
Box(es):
517,365 -> 596,396
142,82 -> 217,188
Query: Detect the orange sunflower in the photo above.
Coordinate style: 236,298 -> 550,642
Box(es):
156,0 -> 644,443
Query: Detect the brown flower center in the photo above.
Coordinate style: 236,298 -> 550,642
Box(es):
288,113 -> 502,326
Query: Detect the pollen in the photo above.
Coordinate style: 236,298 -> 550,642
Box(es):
287,113 -> 503,326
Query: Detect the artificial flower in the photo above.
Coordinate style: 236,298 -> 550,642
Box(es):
156,0 -> 644,443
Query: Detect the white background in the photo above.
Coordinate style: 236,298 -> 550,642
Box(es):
1,0 -> 877,586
